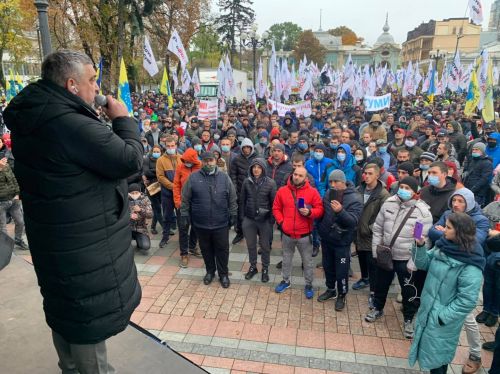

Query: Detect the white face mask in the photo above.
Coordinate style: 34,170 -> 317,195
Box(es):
405,140 -> 416,148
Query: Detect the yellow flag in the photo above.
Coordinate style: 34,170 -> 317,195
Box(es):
160,67 -> 173,107
464,69 -> 480,117
482,59 -> 494,123
117,57 -> 133,115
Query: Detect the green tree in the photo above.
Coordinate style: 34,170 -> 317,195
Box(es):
293,30 -> 325,66
266,22 -> 302,51
215,0 -> 255,64
190,23 -> 223,67
328,26 -> 362,45
0,0 -> 34,89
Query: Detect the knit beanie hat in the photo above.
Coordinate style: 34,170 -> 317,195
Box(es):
128,183 -> 141,193
273,143 -> 285,152
472,142 -> 486,154
399,176 -> 418,193
420,151 -> 436,162
329,169 -> 346,183
397,162 -> 415,176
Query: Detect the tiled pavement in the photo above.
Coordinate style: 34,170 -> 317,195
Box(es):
13,226 -> 497,374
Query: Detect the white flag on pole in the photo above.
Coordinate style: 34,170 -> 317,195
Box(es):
181,67 -> 191,94
171,68 -> 178,91
192,68 -> 201,96
143,35 -> 159,77
448,51 -> 462,92
468,0 -> 484,25
217,58 -> 226,99
167,29 -> 189,68
257,58 -> 266,98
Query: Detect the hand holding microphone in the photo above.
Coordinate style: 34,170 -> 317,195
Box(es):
95,94 -> 129,121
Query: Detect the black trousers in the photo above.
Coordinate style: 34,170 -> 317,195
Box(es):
322,241 -> 350,295
430,364 -> 448,374
373,260 -> 418,321
148,193 -> 163,230
195,226 -> 229,277
161,193 -> 175,240
357,250 -> 377,293
176,209 -> 198,256
132,231 -> 151,250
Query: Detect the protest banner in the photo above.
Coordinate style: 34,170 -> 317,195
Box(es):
363,93 -> 391,112
198,100 -> 218,120
266,99 -> 312,117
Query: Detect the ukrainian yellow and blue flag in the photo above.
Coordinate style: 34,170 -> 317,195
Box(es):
160,67 -> 174,108
117,57 -> 133,116
464,69 -> 480,117
96,58 -> 103,93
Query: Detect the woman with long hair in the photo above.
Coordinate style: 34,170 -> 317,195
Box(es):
409,213 -> 485,374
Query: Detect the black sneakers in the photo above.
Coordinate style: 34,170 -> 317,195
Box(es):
317,289 -> 337,302
335,294 -> 346,311
15,239 -> 29,250
261,268 -> 269,283
245,266 -> 258,280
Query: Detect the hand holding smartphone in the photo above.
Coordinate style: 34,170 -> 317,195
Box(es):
414,221 -> 424,240
297,197 -> 305,209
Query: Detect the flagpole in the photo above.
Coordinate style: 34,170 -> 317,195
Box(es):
454,1 -> 470,59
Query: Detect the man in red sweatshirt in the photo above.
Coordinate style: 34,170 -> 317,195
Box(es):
273,166 -> 324,299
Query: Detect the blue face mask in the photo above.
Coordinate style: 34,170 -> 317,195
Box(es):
221,145 -> 230,152
337,153 -> 346,162
166,148 -> 176,155
471,152 -> 481,158
428,175 -> 441,187
298,143 -> 308,151
194,144 -> 202,152
397,188 -> 413,201
420,164 -> 430,170
314,152 -> 324,161
378,146 -> 387,154
152,152 -> 161,159
330,144 -> 338,150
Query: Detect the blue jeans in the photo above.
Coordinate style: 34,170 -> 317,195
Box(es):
161,192 -> 175,240
483,254 -> 500,317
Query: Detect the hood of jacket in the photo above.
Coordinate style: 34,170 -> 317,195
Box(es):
4,79 -> 100,135
181,148 -> 202,166
447,188 -> 476,214
248,158 -> 268,179
435,237 -> 486,271
286,176 -> 312,191
211,144 -> 221,155
240,137 -> 255,157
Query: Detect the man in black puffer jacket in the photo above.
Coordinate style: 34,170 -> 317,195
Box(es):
230,137 -> 259,244
318,170 -> 363,311
240,158 -> 277,283
3,50 -> 143,373
464,142 -> 494,207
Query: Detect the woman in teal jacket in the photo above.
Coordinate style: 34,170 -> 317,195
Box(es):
409,212 -> 485,374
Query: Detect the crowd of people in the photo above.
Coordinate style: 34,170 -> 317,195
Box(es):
1,60 -> 500,373
114,89 -> 500,374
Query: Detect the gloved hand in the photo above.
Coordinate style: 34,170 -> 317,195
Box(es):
229,215 -> 237,227
179,216 -> 190,230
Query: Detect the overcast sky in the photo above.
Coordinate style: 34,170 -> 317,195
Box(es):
213,0 -> 495,46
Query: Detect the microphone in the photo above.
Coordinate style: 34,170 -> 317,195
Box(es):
95,94 -> 108,107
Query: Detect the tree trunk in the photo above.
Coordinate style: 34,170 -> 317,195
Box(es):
116,0 -> 126,89
100,51 -> 112,94
0,48 -> 5,90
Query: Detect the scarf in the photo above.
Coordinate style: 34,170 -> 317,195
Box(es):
435,237 -> 485,271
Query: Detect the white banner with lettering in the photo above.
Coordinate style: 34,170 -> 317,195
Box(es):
143,36 -> 159,77
167,29 -> 189,68
198,100 -> 218,120
363,93 -> 391,112
266,99 -> 312,117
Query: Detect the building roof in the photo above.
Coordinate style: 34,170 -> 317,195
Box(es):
373,14 -> 400,49
313,31 -> 342,51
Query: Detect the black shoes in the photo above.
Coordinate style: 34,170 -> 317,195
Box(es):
151,227 -> 158,235
276,261 -> 282,269
159,237 -> 168,248
476,311 -> 499,327
203,273 -> 215,285
245,266 -> 258,280
261,268 -> 269,283
317,289 -> 337,302
232,233 -> 244,245
482,341 -> 495,352
476,311 -> 489,323
220,275 -> 230,288
335,294 -> 346,311
312,246 -> 320,257
15,239 -> 29,250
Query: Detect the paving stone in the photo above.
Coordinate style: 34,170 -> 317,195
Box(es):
328,360 -> 342,371
340,361 -> 374,373
248,351 -> 280,364
308,357 -> 330,370
183,334 -> 212,345
219,347 -> 251,360
191,343 -> 222,356
278,353 -> 310,368
266,343 -> 296,355
211,337 -> 240,348
386,357 -> 419,370
166,341 -> 194,353
325,349 -> 356,363
295,346 -> 325,359
202,367 -> 231,374
158,331 -> 185,342
356,353 -> 388,366
238,339 -> 267,352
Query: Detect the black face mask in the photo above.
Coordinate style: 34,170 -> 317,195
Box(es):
488,141 -> 497,149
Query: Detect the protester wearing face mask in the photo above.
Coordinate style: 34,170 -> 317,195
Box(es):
353,148 -> 367,167
320,143 -> 361,197
180,152 -> 238,288
402,131 -> 423,162
415,152 -> 436,187
367,176 -> 432,340
220,137 -> 237,172
156,136 -> 182,248
254,130 -> 269,157
486,132 -> 500,169
173,148 -> 202,268
367,139 -> 396,171
128,183 -> 153,252
420,161 -> 458,223
305,144 -> 332,192
463,143 -> 493,208
142,145 -> 164,235
295,135 -> 311,161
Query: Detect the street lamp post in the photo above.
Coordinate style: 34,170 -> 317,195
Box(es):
429,49 -> 446,70
241,24 -> 268,89
33,0 -> 52,58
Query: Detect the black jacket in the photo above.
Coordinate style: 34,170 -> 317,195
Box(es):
240,158 -> 277,220
464,155 -> 494,198
3,79 -> 143,344
143,153 -> 159,183
230,145 -> 259,194
265,156 -> 293,189
419,177 -> 458,223
318,183 -> 363,246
